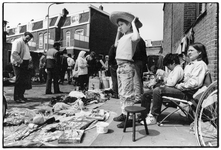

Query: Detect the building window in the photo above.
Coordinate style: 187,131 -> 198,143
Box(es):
75,29 -> 84,35
44,33 -> 50,50
39,33 -> 43,49
66,31 -> 70,47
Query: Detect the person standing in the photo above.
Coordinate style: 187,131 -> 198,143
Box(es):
45,42 -> 63,94
67,54 -> 75,84
59,49 -> 68,84
75,51 -> 88,91
86,51 -> 97,77
108,45 -> 119,98
11,32 -> 33,103
110,11 -> 142,128
39,53 -> 47,83
133,37 -> 147,103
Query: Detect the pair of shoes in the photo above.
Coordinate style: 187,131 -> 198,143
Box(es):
46,91 -> 53,94
21,97 -> 28,101
117,119 -> 133,128
113,114 -> 126,122
14,98 -> 26,103
54,91 -> 63,94
140,114 -> 157,125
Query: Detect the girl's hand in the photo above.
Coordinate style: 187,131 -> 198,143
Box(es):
117,27 -> 121,32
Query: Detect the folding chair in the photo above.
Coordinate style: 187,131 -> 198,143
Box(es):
158,72 -> 212,126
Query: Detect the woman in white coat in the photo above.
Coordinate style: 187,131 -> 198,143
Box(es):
75,51 -> 88,91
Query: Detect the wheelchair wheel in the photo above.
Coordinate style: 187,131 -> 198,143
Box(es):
195,81 -> 218,147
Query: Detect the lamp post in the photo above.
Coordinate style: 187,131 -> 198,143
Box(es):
46,2 -> 63,52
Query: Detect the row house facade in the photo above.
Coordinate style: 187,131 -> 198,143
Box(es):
163,3 -> 218,81
4,5 -> 117,73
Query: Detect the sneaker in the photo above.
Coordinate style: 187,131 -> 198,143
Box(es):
140,114 -> 157,125
113,114 -> 126,122
117,120 -> 133,128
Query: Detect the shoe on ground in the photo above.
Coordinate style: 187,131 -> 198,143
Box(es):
46,91 -> 53,94
140,114 -> 157,125
14,98 -> 26,103
113,114 -> 126,122
54,91 -> 63,94
117,120 -> 133,128
21,97 -> 28,101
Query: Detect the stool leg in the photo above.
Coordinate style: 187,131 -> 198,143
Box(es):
123,112 -> 129,132
133,113 -> 136,142
142,117 -> 149,135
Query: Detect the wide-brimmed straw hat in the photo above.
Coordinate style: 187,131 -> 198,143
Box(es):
110,11 -> 143,28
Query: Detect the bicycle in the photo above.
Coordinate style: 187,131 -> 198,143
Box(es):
195,80 -> 218,147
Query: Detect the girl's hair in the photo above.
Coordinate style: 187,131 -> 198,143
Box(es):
163,53 -> 180,66
117,18 -> 130,25
189,42 -> 209,65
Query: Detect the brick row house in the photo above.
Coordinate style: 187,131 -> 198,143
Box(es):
4,5 -> 117,74
163,3 -> 218,81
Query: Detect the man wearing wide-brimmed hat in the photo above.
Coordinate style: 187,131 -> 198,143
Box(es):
109,11 -> 142,128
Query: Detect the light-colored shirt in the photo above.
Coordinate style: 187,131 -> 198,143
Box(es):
10,37 -> 31,65
176,60 -> 208,90
23,44 -> 31,60
115,33 -> 139,62
165,65 -> 184,87
67,57 -> 75,67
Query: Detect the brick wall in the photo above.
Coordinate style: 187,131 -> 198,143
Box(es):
184,3 -> 197,32
163,3 -> 173,55
163,3 -> 218,81
193,3 -> 218,81
172,3 -> 184,53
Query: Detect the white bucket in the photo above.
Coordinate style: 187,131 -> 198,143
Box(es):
96,122 -> 109,134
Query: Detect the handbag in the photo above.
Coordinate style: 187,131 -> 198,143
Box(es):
72,61 -> 79,78
72,70 -> 79,78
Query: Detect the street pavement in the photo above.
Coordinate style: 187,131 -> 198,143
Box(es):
3,81 -> 199,147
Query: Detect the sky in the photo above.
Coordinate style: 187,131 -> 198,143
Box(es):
3,2 -> 164,41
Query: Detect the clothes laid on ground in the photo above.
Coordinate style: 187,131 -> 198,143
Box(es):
3,90 -> 112,147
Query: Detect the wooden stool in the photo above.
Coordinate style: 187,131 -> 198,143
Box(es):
123,106 -> 149,142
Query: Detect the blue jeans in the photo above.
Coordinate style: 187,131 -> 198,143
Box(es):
141,86 -> 197,118
117,62 -> 135,115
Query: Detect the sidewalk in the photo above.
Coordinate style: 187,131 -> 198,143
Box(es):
3,82 -> 199,147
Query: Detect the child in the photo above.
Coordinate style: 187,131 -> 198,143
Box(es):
110,11 -> 142,128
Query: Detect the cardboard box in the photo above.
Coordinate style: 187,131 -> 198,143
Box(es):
88,77 -> 101,90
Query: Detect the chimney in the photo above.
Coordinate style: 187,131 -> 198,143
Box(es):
99,5 -> 103,10
62,8 -> 69,17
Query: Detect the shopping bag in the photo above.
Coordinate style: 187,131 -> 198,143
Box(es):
72,61 -> 79,78
72,70 -> 79,78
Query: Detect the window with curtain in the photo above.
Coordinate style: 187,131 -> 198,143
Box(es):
75,29 -> 84,35
66,31 -> 70,47
39,33 -> 43,49
44,33 -> 50,50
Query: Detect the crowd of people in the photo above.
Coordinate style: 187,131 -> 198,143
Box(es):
9,11 -> 210,130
